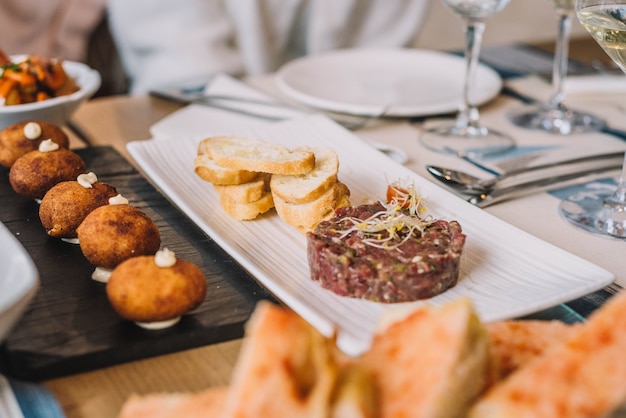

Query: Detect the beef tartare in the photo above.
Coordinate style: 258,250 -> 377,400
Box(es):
306,200 -> 466,303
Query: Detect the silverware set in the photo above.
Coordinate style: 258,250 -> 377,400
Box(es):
427,151 -> 625,207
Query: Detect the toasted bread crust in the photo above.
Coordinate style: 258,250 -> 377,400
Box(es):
194,153 -> 257,185
470,292 -> 626,418
117,296 -> 626,417
118,387 -> 228,418
214,174 -> 269,204
201,136 -> 315,175
195,137 -> 350,223
360,299 -> 491,418
270,147 -> 339,204
219,190 -> 274,221
487,320 -> 578,380
274,181 -> 350,233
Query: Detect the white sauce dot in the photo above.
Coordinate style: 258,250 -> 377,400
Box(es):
108,194 -> 129,205
155,248 -> 176,268
77,172 -> 98,188
92,267 -> 112,283
135,317 -> 181,330
24,122 -> 42,140
38,138 -> 59,153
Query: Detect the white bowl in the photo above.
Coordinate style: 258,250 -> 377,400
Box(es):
0,56 -> 101,130
0,221 -> 39,342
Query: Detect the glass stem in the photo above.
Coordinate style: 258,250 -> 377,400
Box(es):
456,20 -> 486,132
605,154 -> 626,208
548,11 -> 572,109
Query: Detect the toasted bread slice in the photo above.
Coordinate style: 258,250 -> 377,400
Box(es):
274,180 -> 350,233
270,147 -> 339,204
330,365 -> 378,418
194,153 -> 257,185
117,387 -> 228,418
359,299 -> 491,418
470,292 -> 626,418
220,301 -> 339,418
201,136 -> 315,175
214,173 -> 269,204
219,190 -> 274,220
487,319 -> 578,380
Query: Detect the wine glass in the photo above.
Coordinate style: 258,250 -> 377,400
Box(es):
558,0 -> 626,239
508,0 -> 606,135
420,0 -> 515,157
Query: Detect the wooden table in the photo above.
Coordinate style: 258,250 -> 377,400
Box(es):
42,37 -> 620,418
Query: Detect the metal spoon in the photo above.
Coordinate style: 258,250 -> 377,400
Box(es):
427,150 -> 625,194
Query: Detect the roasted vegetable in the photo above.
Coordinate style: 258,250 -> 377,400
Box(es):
0,51 -> 78,105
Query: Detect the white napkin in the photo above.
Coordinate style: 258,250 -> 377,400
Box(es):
565,73 -> 626,95
149,74 -> 304,142
505,73 -> 626,102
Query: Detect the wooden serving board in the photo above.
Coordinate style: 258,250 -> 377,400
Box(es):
0,146 -> 273,381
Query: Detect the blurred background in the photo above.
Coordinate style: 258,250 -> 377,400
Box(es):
417,0 -> 588,50
81,0 -> 594,98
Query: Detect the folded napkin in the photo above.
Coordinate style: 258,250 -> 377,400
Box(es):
150,74 -> 305,142
0,374 -> 65,418
505,73 -> 626,104
565,73 -> 626,95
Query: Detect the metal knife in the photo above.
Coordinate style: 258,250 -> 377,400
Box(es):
467,163 -> 622,208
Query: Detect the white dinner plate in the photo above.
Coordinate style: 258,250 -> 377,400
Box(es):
275,48 -> 502,117
128,115 -> 613,356
0,222 -> 39,343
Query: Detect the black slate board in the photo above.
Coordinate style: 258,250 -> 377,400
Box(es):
0,146 -> 273,381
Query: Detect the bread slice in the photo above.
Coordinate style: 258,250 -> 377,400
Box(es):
270,147 -> 339,204
194,153 -> 257,185
200,136 -> 315,175
214,173 -> 269,204
117,387 -> 228,418
273,180 -> 350,233
329,365 -> 378,418
219,190 -> 274,221
487,319 -> 578,380
358,299 -> 491,418
470,291 -> 626,418
220,301 -> 339,418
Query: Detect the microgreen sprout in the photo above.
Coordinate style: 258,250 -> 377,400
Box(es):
337,180 -> 435,250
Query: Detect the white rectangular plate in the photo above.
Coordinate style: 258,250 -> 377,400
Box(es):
127,115 -> 614,356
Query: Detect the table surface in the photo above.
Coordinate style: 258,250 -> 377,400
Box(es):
35,37 -> 625,418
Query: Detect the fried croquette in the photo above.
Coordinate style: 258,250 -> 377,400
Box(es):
39,176 -> 118,240
77,204 -> 161,271
106,249 -> 207,328
9,146 -> 86,200
0,120 -> 69,167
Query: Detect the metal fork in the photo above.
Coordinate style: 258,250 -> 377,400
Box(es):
149,88 -> 389,131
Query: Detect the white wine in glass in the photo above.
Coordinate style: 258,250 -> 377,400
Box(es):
509,0 -> 605,135
419,0 -> 515,157
558,0 -> 626,238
